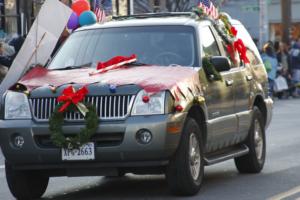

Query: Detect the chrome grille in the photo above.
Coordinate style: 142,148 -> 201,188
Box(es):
30,95 -> 135,121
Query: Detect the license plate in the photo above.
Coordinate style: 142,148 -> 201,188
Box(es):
62,143 -> 95,161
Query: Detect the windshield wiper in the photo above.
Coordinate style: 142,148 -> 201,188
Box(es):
55,63 -> 92,70
125,61 -> 148,66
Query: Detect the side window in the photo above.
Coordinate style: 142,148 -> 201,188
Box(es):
220,40 -> 241,68
200,26 -> 221,57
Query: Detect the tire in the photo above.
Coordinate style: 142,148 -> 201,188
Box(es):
166,117 -> 204,196
234,106 -> 266,173
5,161 -> 49,200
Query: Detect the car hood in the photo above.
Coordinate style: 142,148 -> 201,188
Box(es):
17,66 -> 201,99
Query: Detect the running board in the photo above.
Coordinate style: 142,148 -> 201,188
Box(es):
204,145 -> 249,166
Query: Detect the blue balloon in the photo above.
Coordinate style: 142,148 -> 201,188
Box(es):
79,11 -> 97,26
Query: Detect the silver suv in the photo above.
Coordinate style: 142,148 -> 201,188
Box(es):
0,13 -> 272,199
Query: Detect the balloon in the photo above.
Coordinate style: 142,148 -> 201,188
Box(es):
79,11 -> 97,26
72,0 -> 90,16
67,12 -> 79,30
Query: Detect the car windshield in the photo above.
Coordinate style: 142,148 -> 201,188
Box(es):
48,25 -> 198,70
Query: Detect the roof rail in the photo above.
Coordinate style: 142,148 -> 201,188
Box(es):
113,12 -> 194,20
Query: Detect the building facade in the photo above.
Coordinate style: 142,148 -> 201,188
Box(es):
0,0 -> 130,38
221,0 -> 300,43
133,0 -> 300,44
0,0 -> 199,37
0,0 -> 45,37
1,0 -> 299,44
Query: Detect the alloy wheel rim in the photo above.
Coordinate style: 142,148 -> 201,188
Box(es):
254,119 -> 264,160
189,133 -> 201,181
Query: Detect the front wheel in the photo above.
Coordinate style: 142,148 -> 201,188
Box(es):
5,161 -> 49,200
234,107 -> 266,173
166,117 -> 204,196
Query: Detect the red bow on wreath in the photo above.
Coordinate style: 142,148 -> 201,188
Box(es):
57,86 -> 89,116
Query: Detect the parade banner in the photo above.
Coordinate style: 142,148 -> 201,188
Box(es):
0,0 -> 72,97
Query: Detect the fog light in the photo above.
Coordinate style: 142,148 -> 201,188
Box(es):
136,129 -> 152,145
14,136 -> 24,148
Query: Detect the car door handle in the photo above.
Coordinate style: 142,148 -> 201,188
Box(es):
246,75 -> 253,81
226,80 -> 234,87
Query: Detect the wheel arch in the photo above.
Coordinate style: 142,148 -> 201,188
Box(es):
187,104 -> 207,145
253,95 -> 267,127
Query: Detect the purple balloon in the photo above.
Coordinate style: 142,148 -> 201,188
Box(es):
67,12 -> 79,30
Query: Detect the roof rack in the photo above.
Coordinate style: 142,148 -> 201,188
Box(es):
112,12 -> 194,20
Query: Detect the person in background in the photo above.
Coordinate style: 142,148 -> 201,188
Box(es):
274,41 -> 295,98
0,43 -> 9,81
274,41 -> 290,71
261,42 -> 278,97
290,38 -> 300,96
0,35 -> 25,68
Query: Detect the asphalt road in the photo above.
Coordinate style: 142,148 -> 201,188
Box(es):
1,99 -> 300,200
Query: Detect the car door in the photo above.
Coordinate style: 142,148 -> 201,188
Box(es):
199,26 -> 238,153
230,63 -> 253,140
218,39 -> 255,143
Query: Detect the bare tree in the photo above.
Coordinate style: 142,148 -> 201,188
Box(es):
133,0 -> 152,13
166,0 -> 193,12
281,0 -> 291,44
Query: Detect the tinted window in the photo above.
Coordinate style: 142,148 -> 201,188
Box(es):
200,26 -> 220,57
247,49 -> 261,66
48,26 -> 198,69
220,39 -> 240,68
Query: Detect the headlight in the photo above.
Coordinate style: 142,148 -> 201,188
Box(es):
131,90 -> 165,116
5,91 -> 32,119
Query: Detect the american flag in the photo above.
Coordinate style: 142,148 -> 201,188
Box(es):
94,0 -> 106,23
198,0 -> 219,19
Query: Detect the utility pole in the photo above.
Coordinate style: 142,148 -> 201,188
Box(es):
259,0 -> 269,49
281,0 -> 291,45
127,0 -> 134,15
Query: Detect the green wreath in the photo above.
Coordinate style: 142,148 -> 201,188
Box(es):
49,103 -> 98,150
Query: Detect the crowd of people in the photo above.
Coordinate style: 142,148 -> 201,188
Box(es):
261,38 -> 300,99
0,35 -> 26,81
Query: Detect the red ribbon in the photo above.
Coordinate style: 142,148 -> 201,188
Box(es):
234,39 -> 250,64
230,26 -> 238,37
57,86 -> 88,113
225,25 -> 249,65
226,39 -> 249,65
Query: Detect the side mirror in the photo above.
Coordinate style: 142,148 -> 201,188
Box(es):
210,56 -> 231,72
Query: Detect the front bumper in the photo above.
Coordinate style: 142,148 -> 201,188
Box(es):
0,113 -> 187,170
264,97 -> 273,129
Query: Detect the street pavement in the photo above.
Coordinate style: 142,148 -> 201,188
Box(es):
1,99 -> 300,200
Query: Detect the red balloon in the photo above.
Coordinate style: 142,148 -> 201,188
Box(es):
72,0 -> 91,16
